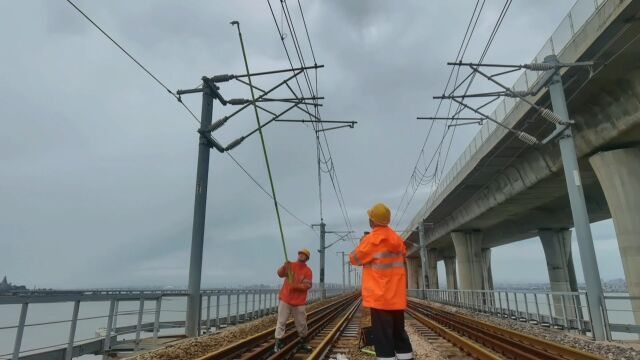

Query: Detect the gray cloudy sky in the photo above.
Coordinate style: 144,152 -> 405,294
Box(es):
1,0 -> 624,289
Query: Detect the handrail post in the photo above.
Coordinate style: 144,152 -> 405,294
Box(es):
251,292 -> 256,319
13,303 -> 29,360
102,299 -> 116,360
205,295 -> 211,333
153,297 -> 162,339
534,293 -> 541,325
244,292 -> 249,322
601,294 -> 612,341
215,294 -> 221,329
546,293 -> 554,327
112,300 -> 119,333
235,293 -> 240,324
561,295 -> 569,329
226,293 -> 231,326
134,297 -> 145,350
65,300 -> 80,360
574,293 -> 583,333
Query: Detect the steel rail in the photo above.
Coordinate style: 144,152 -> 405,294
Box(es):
409,300 -> 605,360
306,299 -> 361,360
195,293 -> 359,360
406,307 -> 501,360
264,297 -> 357,360
195,295 -> 352,360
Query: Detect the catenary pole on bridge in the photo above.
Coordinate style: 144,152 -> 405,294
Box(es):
180,65 -> 325,337
425,54 -> 607,339
544,54 -> 605,340
185,82 -> 215,338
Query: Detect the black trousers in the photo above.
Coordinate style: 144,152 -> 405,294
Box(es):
370,308 -> 413,359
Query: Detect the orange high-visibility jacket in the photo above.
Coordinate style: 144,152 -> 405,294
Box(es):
350,226 -> 407,310
277,261 -> 313,306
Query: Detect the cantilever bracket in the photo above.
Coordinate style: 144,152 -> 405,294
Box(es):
196,131 -> 225,153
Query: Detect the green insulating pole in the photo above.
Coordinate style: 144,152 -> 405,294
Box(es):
232,21 -> 290,266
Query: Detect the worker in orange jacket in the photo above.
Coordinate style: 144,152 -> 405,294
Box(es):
274,249 -> 313,353
350,203 -> 413,360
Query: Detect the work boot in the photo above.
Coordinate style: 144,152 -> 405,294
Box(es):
298,337 -> 313,353
273,338 -> 284,352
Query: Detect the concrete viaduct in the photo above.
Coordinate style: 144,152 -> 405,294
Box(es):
403,0 -> 640,325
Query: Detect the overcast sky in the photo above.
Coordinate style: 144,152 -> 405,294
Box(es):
0,0 -> 625,289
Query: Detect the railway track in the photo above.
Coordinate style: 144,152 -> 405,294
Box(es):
312,302 -> 366,360
194,294 -> 360,360
407,299 -> 606,360
405,316 -> 475,359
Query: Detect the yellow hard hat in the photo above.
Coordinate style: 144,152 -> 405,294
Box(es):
367,203 -> 391,226
298,248 -> 311,259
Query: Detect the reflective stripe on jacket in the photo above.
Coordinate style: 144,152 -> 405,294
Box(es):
349,226 -> 407,310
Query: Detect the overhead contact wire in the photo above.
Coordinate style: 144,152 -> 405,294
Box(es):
392,0 -> 482,227
66,0 -> 314,235
269,0 -> 355,240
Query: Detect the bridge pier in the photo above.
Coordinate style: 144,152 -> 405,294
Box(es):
539,229 -> 579,318
590,147 -> 640,326
427,248 -> 439,289
444,256 -> 458,290
451,231 -> 484,290
481,248 -> 493,291
406,258 -> 421,290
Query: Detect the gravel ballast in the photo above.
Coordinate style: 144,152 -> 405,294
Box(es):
129,299 -> 331,360
338,306 -> 445,360
404,321 -> 446,360
414,299 -> 640,360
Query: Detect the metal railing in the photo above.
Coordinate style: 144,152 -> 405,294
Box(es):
0,287 -> 351,360
409,289 -> 640,340
409,289 -> 590,333
602,294 -> 640,341
416,0 -> 609,224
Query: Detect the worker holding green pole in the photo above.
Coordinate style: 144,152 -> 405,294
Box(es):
274,249 -> 314,353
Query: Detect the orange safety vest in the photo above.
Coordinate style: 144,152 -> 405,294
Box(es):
349,226 -> 407,310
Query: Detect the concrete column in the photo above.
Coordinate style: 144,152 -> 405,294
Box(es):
590,147 -> 640,326
444,256 -> 458,290
481,248 -> 493,290
427,248 -> 439,289
416,261 -> 424,290
451,231 -> 484,290
406,258 -> 420,290
418,223 -> 429,292
539,229 -> 579,318
406,258 -> 414,289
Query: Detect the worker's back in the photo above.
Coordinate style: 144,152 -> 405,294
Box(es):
352,226 -> 407,310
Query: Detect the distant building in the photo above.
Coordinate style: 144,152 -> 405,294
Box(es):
0,276 -> 27,293
603,278 -> 628,293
